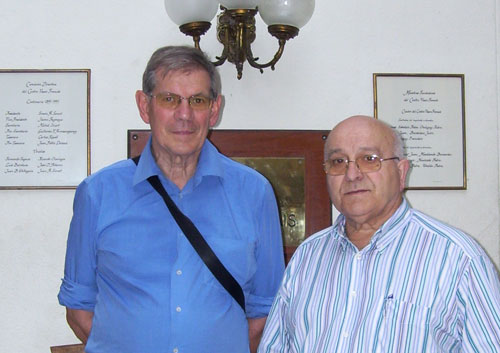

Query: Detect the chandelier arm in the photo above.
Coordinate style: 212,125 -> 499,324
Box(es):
246,38 -> 287,71
189,35 -> 227,67
212,49 -> 228,67
192,36 -> 201,50
179,22 -> 212,52
212,28 -> 231,66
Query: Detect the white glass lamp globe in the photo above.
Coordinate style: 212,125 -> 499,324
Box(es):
259,0 -> 315,28
164,0 -> 218,25
219,0 -> 260,10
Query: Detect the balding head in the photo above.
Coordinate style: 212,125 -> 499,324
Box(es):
325,115 -> 404,160
324,115 -> 410,239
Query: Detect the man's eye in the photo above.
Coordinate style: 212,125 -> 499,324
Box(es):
331,158 -> 346,165
364,155 -> 379,163
191,97 -> 206,105
163,95 -> 175,103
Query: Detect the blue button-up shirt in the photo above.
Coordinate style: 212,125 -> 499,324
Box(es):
58,138 -> 285,353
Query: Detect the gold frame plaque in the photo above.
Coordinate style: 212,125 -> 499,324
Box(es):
373,73 -> 466,190
127,129 -> 332,262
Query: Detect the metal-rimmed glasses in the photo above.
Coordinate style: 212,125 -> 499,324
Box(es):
148,92 -> 213,111
324,154 -> 400,176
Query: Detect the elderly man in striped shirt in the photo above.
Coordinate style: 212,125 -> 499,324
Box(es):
258,115 -> 500,353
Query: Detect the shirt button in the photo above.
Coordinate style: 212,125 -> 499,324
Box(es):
176,270 -> 182,275
342,331 -> 349,338
173,348 -> 178,353
356,253 -> 362,260
176,306 -> 182,312
350,291 -> 356,297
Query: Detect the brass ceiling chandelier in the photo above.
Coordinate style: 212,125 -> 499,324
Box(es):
164,0 -> 315,79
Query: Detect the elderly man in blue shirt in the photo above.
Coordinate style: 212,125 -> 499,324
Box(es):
58,46 -> 284,353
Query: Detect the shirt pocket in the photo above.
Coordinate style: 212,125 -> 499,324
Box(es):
201,237 -> 255,294
377,298 -> 431,353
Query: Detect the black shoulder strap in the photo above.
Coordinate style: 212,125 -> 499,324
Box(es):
132,155 -> 245,312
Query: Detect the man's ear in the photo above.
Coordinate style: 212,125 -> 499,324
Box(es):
397,159 -> 410,191
208,95 -> 222,127
135,90 -> 151,124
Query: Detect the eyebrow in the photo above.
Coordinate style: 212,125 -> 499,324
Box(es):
325,147 -> 382,159
157,91 -> 209,97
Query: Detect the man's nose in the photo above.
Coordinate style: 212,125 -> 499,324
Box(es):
175,99 -> 193,119
344,160 -> 363,181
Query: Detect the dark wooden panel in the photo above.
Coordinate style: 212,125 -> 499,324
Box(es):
50,343 -> 85,353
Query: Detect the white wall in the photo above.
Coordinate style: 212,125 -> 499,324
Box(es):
1,1 -> 499,351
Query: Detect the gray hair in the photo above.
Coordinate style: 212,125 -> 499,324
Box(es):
142,46 -> 220,99
391,127 -> 405,159
365,117 -> 405,159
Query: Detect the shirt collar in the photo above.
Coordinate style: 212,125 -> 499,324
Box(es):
132,136 -> 225,187
332,198 -> 412,252
374,198 -> 412,251
332,215 -> 349,251
192,138 -> 225,183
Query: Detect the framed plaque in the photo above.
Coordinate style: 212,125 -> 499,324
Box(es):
373,73 -> 466,190
128,129 -> 332,262
0,69 -> 90,189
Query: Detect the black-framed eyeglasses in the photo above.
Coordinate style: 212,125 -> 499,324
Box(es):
323,154 -> 400,176
148,92 -> 213,111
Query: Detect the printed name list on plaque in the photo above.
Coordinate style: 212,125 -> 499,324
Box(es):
374,74 -> 466,189
0,70 -> 90,189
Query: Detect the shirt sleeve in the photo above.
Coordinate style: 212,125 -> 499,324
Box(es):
459,254 -> 500,351
57,180 -> 98,311
257,254 -> 296,353
246,181 -> 285,318
257,291 -> 290,353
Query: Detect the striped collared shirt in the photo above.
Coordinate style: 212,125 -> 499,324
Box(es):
258,199 -> 500,353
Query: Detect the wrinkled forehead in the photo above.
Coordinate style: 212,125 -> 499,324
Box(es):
326,119 -> 395,157
156,67 -> 208,82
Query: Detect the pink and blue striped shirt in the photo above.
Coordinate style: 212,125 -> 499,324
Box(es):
259,199 -> 500,353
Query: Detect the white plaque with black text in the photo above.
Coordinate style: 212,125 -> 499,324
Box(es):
374,73 -> 466,190
0,70 -> 90,189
